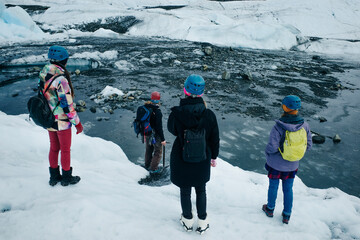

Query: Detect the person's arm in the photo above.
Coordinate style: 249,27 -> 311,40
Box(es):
208,111 -> 220,160
57,76 -> 80,126
155,109 -> 165,142
167,108 -> 178,136
265,125 -> 281,155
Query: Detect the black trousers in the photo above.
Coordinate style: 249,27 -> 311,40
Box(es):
180,184 -> 207,220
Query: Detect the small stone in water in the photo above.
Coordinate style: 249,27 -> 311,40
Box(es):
333,134 -> 341,143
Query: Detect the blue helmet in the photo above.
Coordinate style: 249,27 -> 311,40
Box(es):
184,74 -> 205,96
282,95 -> 301,110
48,45 -> 69,61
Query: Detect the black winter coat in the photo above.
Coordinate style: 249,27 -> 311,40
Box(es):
145,103 -> 165,142
167,97 -> 220,187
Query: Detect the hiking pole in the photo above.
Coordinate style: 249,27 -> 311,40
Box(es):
163,145 -> 165,168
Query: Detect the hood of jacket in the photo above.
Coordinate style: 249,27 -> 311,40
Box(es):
39,64 -> 65,84
275,119 -> 306,132
171,97 -> 206,129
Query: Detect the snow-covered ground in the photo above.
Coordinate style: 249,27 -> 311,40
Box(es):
1,0 -> 360,59
0,111 -> 360,240
1,1 -> 360,239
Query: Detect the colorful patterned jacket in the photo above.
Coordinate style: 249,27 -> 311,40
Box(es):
39,64 -> 80,131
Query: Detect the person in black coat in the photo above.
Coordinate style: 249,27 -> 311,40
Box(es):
144,91 -> 166,172
167,74 -> 219,234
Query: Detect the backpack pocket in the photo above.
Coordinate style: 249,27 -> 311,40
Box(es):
182,128 -> 207,163
279,128 -> 307,161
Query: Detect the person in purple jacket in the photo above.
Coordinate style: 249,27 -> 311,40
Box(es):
262,95 -> 312,224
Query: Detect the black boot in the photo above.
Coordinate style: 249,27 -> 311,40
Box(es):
61,167 -> 81,186
49,166 -> 62,186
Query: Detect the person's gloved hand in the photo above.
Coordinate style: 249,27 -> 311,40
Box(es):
211,159 -> 217,167
75,122 -> 83,134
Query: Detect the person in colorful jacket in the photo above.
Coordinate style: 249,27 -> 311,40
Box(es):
39,45 -> 83,187
262,95 -> 312,224
167,74 -> 219,234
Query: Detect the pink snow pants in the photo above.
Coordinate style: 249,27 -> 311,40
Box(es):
48,128 -> 72,171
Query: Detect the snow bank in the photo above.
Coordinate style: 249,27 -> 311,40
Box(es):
100,85 -> 124,97
0,1 -> 46,42
1,0 -> 360,57
0,111 -> 359,240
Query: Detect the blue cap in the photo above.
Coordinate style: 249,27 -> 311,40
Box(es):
282,95 -> 301,110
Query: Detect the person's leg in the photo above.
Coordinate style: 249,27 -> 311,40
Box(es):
195,184 -> 209,234
144,135 -> 153,169
48,131 -> 62,186
267,178 -> 279,210
180,187 -> 193,219
195,184 -> 207,220
282,178 -> 294,216
57,128 -> 72,171
149,135 -> 162,171
48,130 -> 60,168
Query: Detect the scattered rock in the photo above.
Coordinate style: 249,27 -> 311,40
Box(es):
96,117 -> 110,121
77,100 -> 86,107
312,135 -> 325,144
1,205 -> 11,213
204,46 -> 212,56
319,116 -> 327,122
241,71 -> 253,81
333,134 -> 341,143
76,106 -> 86,112
90,106 -> 96,113
318,68 -> 331,75
222,71 -> 231,80
329,83 -> 356,91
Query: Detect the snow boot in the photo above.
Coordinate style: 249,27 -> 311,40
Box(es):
196,216 -> 209,235
282,212 -> 291,224
180,214 -> 194,232
61,167 -> 81,186
262,204 -> 274,217
49,166 -> 62,186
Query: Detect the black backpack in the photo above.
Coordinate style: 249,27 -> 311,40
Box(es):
133,105 -> 153,138
182,117 -> 206,163
27,75 -> 62,129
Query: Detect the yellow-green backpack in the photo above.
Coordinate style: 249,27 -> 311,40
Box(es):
279,128 -> 307,161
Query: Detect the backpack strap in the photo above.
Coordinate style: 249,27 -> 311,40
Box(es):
41,74 -> 64,94
40,74 -> 64,113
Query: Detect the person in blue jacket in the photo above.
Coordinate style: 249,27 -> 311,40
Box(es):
262,95 -> 312,224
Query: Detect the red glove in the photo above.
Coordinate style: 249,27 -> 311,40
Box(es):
211,159 -> 217,167
75,122 -> 83,134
